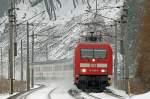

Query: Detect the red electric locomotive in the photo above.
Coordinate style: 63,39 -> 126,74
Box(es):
73,32 -> 112,92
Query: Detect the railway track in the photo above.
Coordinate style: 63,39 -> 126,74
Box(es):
84,93 -> 102,99
48,88 -> 57,99
68,88 -> 125,99
18,85 -> 46,99
10,85 -> 58,99
68,88 -> 102,99
7,84 -> 45,99
18,86 -> 59,99
104,89 -> 124,99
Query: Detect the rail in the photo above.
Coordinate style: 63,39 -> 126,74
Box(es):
7,84 -> 45,99
48,88 -> 57,99
68,88 -> 125,99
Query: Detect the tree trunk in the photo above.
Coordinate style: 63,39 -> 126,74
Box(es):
136,0 -> 150,93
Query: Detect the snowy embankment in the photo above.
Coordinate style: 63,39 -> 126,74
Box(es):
18,78 -> 74,99
0,93 -> 17,99
127,92 -> 150,99
0,85 -> 40,99
105,86 -> 150,99
1,78 -> 150,99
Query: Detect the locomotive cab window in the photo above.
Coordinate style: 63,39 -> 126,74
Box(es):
94,49 -> 107,58
80,49 -> 93,58
80,49 -> 107,59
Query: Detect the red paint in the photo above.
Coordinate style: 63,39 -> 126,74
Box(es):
73,42 -> 113,83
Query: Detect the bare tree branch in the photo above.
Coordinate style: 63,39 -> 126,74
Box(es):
73,0 -> 76,8
87,0 -> 91,10
56,0 -> 62,8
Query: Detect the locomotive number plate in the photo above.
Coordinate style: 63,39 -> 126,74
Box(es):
89,69 -> 98,72
90,64 -> 97,67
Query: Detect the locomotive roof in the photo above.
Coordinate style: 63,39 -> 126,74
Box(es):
77,42 -> 111,46
76,42 -> 112,49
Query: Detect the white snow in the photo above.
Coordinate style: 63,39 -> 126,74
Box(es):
25,78 -> 74,99
50,79 -> 74,99
106,86 -> 150,99
0,93 -> 18,99
107,86 -> 129,97
89,92 -> 120,99
1,85 -> 150,99
127,92 -> 150,99
26,86 -> 53,99
0,84 -> 40,99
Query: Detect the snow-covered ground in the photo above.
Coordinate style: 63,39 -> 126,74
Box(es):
17,78 -> 74,99
0,75 -> 149,99
0,85 -> 39,99
127,92 -> 150,99
1,80 -> 149,99
0,93 -> 17,99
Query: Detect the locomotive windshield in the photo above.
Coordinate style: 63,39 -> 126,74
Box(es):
80,49 -> 107,59
80,49 -> 93,58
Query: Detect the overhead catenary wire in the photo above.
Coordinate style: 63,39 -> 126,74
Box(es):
17,10 -> 46,26
16,10 -> 49,41
15,8 -> 50,41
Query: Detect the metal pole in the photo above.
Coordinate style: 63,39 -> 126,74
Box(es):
120,1 -> 126,90
31,31 -> 34,87
122,0 -> 130,94
8,0 -> 15,94
1,48 -> 3,80
114,21 -> 118,88
124,25 -> 129,94
0,48 -> 3,93
13,0 -> 17,81
120,39 -> 125,90
96,0 -> 97,14
46,43 -> 48,61
27,21 -> 30,91
21,40 -> 23,81
124,20 -> 130,95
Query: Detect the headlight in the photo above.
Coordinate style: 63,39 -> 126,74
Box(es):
81,69 -> 87,73
92,59 -> 95,62
101,69 -> 106,73
80,63 -> 90,67
97,64 -> 107,68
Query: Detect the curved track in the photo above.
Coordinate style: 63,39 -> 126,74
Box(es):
16,85 -> 45,99
48,88 -> 57,99
49,87 -> 74,99
68,88 -> 125,99
7,85 -> 45,99
21,85 -> 58,99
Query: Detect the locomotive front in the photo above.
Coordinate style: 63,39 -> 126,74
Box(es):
74,36 -> 112,92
